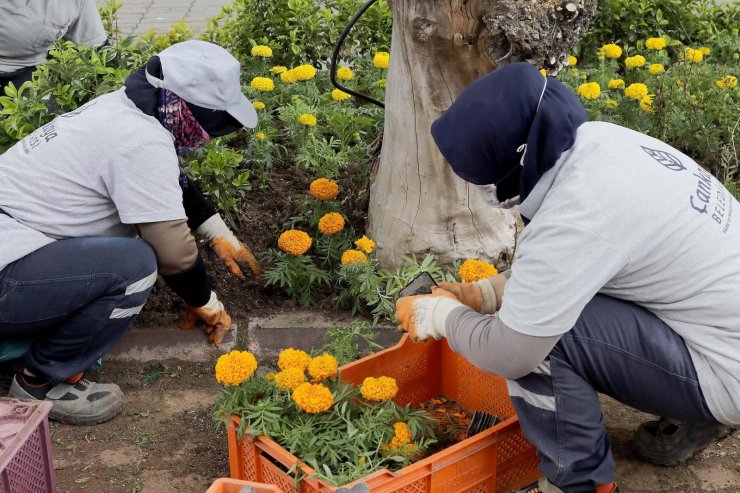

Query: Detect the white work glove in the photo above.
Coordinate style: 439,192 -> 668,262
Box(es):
196,214 -> 260,278
395,290 -> 467,342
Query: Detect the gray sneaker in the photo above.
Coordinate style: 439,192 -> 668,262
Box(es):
9,375 -> 125,425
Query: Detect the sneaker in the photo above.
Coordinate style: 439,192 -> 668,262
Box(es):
9,373 -> 124,425
631,417 -> 734,466
513,478 -> 618,493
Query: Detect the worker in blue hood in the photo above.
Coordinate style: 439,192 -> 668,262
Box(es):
396,63 -> 740,493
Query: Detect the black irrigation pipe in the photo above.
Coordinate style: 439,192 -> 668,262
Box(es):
330,0 -> 385,108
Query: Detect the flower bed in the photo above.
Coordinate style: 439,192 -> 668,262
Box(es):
224,336 -> 540,493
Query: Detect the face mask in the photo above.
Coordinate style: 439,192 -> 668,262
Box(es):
475,184 -> 520,209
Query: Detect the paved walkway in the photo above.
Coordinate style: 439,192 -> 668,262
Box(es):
96,0 -> 231,35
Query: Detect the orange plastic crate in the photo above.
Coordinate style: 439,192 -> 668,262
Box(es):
206,478 -> 284,493
227,335 -> 540,493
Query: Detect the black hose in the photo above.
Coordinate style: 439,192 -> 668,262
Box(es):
330,0 -> 385,108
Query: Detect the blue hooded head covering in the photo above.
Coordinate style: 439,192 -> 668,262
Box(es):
431,63 -> 587,204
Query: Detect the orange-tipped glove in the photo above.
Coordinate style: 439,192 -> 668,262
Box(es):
395,289 -> 465,343
196,214 -> 260,278
179,291 -> 233,347
436,278 -> 499,314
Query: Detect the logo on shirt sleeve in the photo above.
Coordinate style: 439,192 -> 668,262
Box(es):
641,146 -> 686,171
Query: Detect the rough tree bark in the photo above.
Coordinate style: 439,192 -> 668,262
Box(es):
368,0 -> 596,267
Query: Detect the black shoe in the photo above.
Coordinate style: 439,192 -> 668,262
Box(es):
631,417 -> 734,466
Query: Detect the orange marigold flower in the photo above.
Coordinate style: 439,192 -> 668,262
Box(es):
308,354 -> 338,381
309,178 -> 340,200
389,422 -> 412,449
354,235 -> 376,254
459,259 -> 498,283
215,350 -> 258,386
278,348 -> 311,371
274,367 -> 306,390
360,376 -> 398,402
292,382 -> 333,413
341,249 -> 368,266
277,230 -> 312,255
318,212 -> 345,235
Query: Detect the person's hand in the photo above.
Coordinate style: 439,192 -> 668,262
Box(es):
395,290 -> 462,343
437,277 -> 500,314
196,214 -> 260,278
179,291 -> 233,347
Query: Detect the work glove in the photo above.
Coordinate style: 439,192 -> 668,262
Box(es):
196,214 -> 260,278
395,290 -> 465,343
436,277 -> 499,314
179,291 -> 233,347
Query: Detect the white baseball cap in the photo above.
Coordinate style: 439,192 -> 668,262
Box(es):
145,40 -> 258,129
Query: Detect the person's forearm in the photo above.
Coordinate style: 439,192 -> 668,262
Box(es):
445,307 -> 560,379
182,181 -> 218,230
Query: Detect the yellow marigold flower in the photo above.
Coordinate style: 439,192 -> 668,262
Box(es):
577,82 -> 601,100
277,230 -> 312,256
376,79 -> 387,87
459,259 -> 498,283
341,249 -> 368,266
265,372 -> 276,381
270,65 -> 288,74
624,83 -> 649,100
640,94 -> 655,113
299,113 -> 317,127
354,235 -> 376,254
308,354 -> 338,381
625,55 -> 646,69
389,422 -> 412,449
539,68 -> 547,77
645,37 -> 666,50
599,43 -> 622,59
567,55 -> 577,66
292,382 -> 333,413
252,101 -> 266,110
255,132 -> 266,140
699,46 -> 711,56
373,51 -> 390,69
293,64 -> 317,81
215,350 -> 258,386
676,79 -> 686,88
679,47 -> 703,63
275,367 -> 306,390
318,212 -> 345,235
280,69 -> 297,84
332,88 -> 351,101
251,45 -> 273,57
250,77 -> 275,92
358,456 -> 366,465
608,79 -> 625,89
360,376 -> 398,402
337,67 -> 354,81
715,75 -> 738,89
278,348 -> 311,371
649,63 -> 665,75
309,178 -> 340,200
604,98 -> 619,107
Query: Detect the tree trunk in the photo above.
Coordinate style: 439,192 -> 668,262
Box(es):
368,0 -> 596,267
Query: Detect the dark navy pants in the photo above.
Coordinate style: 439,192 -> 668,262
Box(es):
509,295 -> 717,492
0,237 -> 157,383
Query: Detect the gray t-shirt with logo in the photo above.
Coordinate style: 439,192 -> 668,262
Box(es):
0,0 -> 107,74
0,88 -> 186,270
498,121 -> 740,424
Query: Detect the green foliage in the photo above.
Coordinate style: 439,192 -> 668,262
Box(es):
263,251 -> 332,306
316,321 -> 383,366
186,141 -> 251,212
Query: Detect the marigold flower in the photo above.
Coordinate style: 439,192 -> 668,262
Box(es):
376,79 -> 387,87
360,376 -> 398,402
577,82 -> 601,100
278,348 -> 311,371
309,178 -> 339,200
640,94 -> 655,113
299,113 -> 317,127
459,259 -> 498,283
252,101 -> 266,110
215,350 -> 258,386
604,98 -> 618,107
608,79 -> 625,89
293,64 -> 316,81
277,230 -> 312,256
292,382 -> 334,413
275,367 -> 306,390
341,249 -> 368,266
389,422 -> 412,449
250,77 -> 275,92
679,47 -> 703,63
649,63 -> 665,75
539,69 -> 547,77
624,83 -> 649,100
354,235 -> 376,254
373,51 -> 390,69
270,65 -> 288,74
308,354 -> 338,381
280,69 -> 297,83
567,55 -> 577,66
318,212 -> 345,235
359,456 -> 366,465
599,43 -> 622,59
251,45 -> 273,57
676,79 -> 686,88
256,132 -> 266,140
645,37 -> 666,50
625,55 -> 646,69
336,67 -> 353,81
332,88 -> 351,101
699,46 -> 711,56
715,75 -> 738,89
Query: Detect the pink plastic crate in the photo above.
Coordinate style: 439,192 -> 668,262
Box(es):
0,399 -> 58,493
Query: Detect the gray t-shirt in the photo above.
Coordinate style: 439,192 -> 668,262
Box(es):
0,0 -> 107,74
499,121 -> 740,424
0,88 -> 186,270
